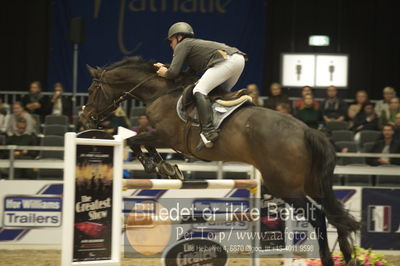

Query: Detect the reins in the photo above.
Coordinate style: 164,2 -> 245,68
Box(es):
90,73 -> 155,123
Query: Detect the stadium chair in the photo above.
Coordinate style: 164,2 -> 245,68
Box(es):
130,116 -> 139,127
43,124 -> 67,136
37,135 -> 64,180
335,141 -> 364,165
130,106 -> 146,118
44,115 -> 69,126
362,141 -> 376,153
332,130 -> 354,142
325,121 -> 349,131
359,130 -> 381,148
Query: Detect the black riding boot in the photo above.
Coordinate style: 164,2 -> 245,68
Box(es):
194,92 -> 219,148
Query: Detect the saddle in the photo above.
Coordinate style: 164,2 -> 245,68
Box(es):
177,84 -> 253,128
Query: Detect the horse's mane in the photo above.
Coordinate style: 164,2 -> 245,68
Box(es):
103,56 -> 197,88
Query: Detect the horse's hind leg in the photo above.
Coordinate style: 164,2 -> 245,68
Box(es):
283,196 -> 333,266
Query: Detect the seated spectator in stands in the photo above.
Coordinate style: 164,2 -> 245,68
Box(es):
263,82 -> 289,110
275,102 -> 292,115
375,86 -> 396,118
246,84 -> 262,106
0,112 -> 5,134
50,82 -> 73,120
379,97 -> 400,128
6,119 -> 38,179
394,113 -> 400,141
347,90 -> 369,124
366,124 -> 400,166
0,98 -> 9,115
295,94 -> 322,129
132,114 -> 153,135
21,81 -> 52,122
322,85 -> 347,122
351,102 -> 379,133
2,102 -> 36,136
114,106 -> 131,128
99,108 -> 129,135
294,86 -> 320,110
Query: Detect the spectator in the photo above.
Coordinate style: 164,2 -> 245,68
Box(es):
379,97 -> 400,128
263,82 -> 289,110
0,112 -> 5,133
294,86 -> 320,110
99,107 -> 129,135
246,84 -> 262,106
275,102 -> 292,115
366,124 -> 400,166
50,82 -> 73,120
114,106 -> 131,128
394,113 -> 400,140
322,85 -> 347,122
132,114 -> 153,135
351,102 -> 379,133
295,94 -> 323,129
5,119 -> 38,179
0,98 -> 9,115
375,86 -> 396,118
21,81 -> 52,122
2,102 -> 36,136
347,90 -> 369,122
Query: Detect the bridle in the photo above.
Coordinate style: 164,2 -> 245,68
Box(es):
87,69 -> 155,125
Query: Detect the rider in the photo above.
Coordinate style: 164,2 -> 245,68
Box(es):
154,22 -> 247,148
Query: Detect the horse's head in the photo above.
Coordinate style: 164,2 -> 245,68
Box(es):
80,56 -> 196,130
80,65 -> 122,129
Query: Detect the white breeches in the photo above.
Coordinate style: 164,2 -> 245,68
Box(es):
192,53 -> 245,95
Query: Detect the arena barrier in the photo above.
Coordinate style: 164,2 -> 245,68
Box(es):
61,129 -> 263,266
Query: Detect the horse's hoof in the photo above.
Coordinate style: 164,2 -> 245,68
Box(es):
172,164 -> 184,180
157,161 -> 176,177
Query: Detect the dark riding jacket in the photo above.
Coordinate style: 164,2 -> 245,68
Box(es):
165,38 -> 246,79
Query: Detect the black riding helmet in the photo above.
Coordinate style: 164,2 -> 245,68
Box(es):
166,22 -> 194,40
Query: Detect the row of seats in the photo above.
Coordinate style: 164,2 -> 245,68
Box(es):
333,174 -> 399,187
331,129 -> 381,145
325,120 -> 351,131
30,114 -> 74,135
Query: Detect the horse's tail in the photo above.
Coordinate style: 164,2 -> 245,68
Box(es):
304,128 -> 360,261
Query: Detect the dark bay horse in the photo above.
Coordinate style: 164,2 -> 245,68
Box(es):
80,57 -> 359,265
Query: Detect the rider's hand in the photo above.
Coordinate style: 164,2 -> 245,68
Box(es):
156,66 -> 168,77
153,62 -> 164,68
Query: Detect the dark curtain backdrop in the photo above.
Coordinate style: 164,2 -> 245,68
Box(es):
264,0 -> 400,99
2,0 -> 400,101
2,0 -> 50,92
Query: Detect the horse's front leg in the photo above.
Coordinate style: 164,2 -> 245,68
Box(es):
129,144 -> 158,174
127,132 -> 184,180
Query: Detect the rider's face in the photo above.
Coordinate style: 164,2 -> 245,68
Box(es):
169,37 -> 177,50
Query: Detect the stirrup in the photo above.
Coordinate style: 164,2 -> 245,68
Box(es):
200,133 -> 215,148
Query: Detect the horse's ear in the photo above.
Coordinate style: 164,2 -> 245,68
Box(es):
86,65 -> 96,77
